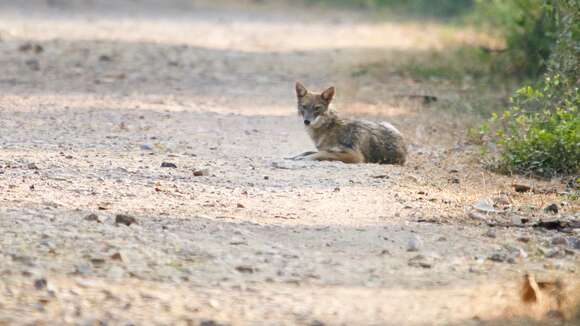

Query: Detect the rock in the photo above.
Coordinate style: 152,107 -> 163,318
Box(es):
488,253 -> 507,263
25,59 -> 40,71
468,211 -> 487,222
27,163 -> 39,170
544,203 -> 559,214
406,235 -> 423,252
544,248 -> 561,258
19,43 -> 43,53
236,203 -> 245,208
483,229 -> 496,238
98,54 -> 112,62
551,236 -> 568,246
572,237 -> 580,250
84,213 -> 101,223
115,214 -> 137,226
235,266 -> 256,274
193,169 -> 209,176
161,162 -> 177,168
517,236 -> 531,243
34,278 -> 47,290
510,215 -> 523,226
74,264 -> 92,276
90,258 -> 106,267
473,199 -> 495,213
449,177 -> 460,184
513,184 -> 532,193
140,144 -> 153,150
200,320 -> 225,326
110,253 -> 123,261
407,255 -> 432,268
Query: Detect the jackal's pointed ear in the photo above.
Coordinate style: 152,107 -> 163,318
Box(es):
295,82 -> 308,98
321,86 -> 335,102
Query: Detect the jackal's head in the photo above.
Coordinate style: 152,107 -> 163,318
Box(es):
295,82 -> 335,129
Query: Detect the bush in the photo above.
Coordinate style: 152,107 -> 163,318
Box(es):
309,0 -> 474,18
486,75 -> 579,177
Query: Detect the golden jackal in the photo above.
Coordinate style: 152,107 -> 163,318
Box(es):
292,82 -> 407,164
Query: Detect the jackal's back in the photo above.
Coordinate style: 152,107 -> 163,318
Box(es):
339,119 -> 407,164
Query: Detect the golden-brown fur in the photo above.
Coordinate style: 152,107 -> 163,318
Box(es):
292,82 -> 407,165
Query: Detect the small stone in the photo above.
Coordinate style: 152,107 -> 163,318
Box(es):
84,213 -> 101,223
161,162 -> 177,168
483,229 -> 496,238
193,169 -> 209,176
25,59 -> 40,71
27,163 -> 39,170
236,203 -> 245,208
513,184 -> 532,193
99,54 -> 112,62
235,266 -> 256,274
544,203 -> 558,214
543,247 -> 561,258
468,211 -> 487,222
90,258 -> 106,267
34,278 -> 47,290
263,176 -> 269,180
407,255 -> 432,268
449,177 -> 460,184
572,238 -> 580,250
115,214 -> 137,226
74,264 -> 92,276
510,215 -> 523,226
473,199 -> 495,213
407,235 -> 423,252
140,144 -> 153,150
110,253 -> 123,261
200,320 -> 224,326
488,253 -> 506,262
517,236 -> 531,243
551,236 -> 568,246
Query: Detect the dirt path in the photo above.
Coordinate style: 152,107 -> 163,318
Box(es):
0,1 -> 578,325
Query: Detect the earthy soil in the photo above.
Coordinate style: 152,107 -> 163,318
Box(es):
0,0 -> 578,325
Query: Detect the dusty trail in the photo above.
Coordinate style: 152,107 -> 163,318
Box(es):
0,1 -> 578,325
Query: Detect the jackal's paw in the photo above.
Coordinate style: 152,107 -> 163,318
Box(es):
286,155 -> 307,161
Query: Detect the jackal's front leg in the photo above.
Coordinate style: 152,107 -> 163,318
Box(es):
302,148 -> 364,164
288,151 -> 317,160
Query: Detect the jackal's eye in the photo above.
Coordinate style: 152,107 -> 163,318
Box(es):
314,105 -> 324,112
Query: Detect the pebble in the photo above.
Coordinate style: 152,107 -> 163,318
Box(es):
140,144 -> 153,150
235,266 -> 256,274
543,247 -> 561,258
544,203 -> 558,214
407,255 -> 432,268
84,213 -> 101,223
483,229 -> 496,238
115,214 -> 137,226
27,163 -> 39,170
517,236 -> 531,243
193,169 -> 209,176
510,215 -> 523,226
406,235 -> 423,252
551,236 -> 568,246
161,162 -> 177,168
488,253 -> 506,263
34,278 -> 47,290
513,184 -> 532,193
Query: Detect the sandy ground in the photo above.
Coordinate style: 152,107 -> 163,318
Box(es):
0,0 -> 578,325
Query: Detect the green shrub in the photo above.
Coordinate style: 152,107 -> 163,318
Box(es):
485,75 -> 579,177
480,0 -> 579,178
308,0 -> 474,18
